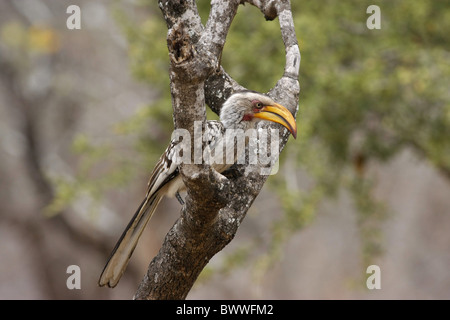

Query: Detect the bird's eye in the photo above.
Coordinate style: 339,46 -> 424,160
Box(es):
253,101 -> 263,109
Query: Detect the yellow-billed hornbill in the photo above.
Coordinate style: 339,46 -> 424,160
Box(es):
98,91 -> 297,288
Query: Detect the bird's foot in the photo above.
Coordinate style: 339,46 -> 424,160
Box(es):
175,191 -> 185,205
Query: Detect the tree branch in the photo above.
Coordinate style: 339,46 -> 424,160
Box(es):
134,0 -> 300,299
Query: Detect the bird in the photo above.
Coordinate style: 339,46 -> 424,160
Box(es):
98,91 -> 297,288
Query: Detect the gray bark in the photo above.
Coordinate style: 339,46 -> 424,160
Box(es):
134,0 -> 300,300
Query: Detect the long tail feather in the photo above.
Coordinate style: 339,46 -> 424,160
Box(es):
98,192 -> 163,288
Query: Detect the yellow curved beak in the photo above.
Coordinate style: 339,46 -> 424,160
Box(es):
253,103 -> 297,139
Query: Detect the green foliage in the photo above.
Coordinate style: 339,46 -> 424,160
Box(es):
221,4 -> 285,92
350,177 -> 387,266
294,0 -> 450,171
254,0 -> 450,279
112,2 -> 169,89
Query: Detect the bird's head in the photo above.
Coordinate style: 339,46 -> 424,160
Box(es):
220,91 -> 297,139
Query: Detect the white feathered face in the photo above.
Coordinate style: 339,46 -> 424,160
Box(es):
220,91 -> 297,138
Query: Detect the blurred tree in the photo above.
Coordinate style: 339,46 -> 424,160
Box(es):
285,0 -> 450,270
0,1 -> 116,298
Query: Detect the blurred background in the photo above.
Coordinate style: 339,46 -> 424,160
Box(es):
0,0 -> 449,299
